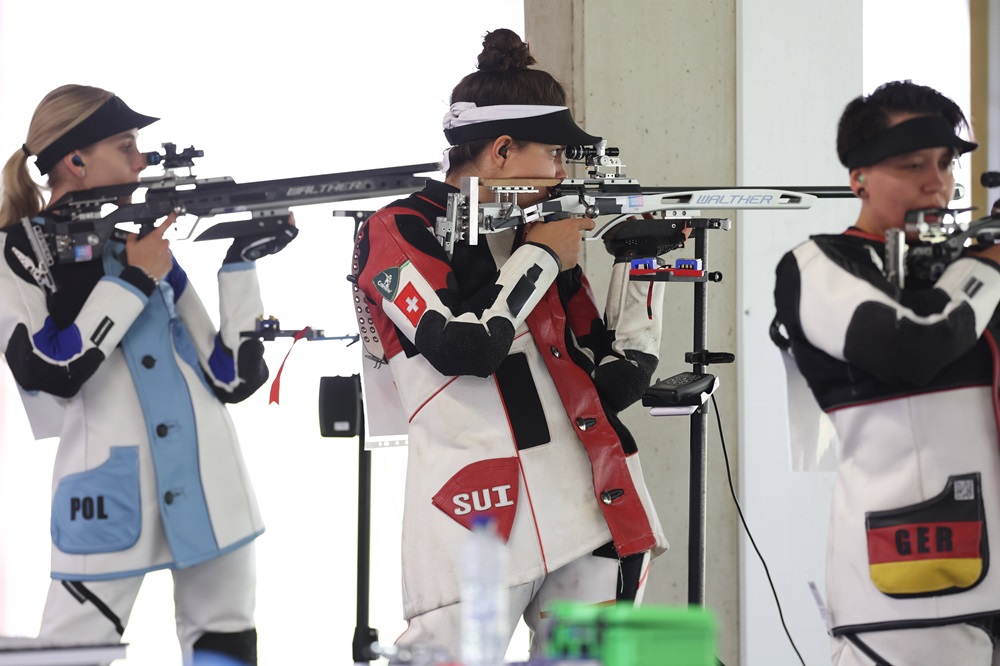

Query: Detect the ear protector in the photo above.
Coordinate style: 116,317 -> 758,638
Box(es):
498,145 -> 508,159
71,155 -> 85,167
858,174 -> 865,183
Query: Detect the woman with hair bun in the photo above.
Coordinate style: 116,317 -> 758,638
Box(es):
0,84 -> 293,665
354,29 -> 668,659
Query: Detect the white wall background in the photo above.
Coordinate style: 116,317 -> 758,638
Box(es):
739,1 -> 970,665
0,2 -> 525,664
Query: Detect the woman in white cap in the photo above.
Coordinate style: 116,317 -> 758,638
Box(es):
354,29 -> 669,660
0,84 -> 293,665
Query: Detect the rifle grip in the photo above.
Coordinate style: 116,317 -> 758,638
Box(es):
136,219 -> 158,239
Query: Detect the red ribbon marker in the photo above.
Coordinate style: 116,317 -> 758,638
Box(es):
269,327 -> 311,405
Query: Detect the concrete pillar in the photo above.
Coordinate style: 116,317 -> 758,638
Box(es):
525,2 -> 739,663
525,2 -> 863,664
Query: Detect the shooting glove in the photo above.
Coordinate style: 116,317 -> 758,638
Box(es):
602,215 -> 686,263
224,225 -> 299,264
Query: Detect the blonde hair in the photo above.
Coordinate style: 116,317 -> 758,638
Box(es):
0,85 -> 115,228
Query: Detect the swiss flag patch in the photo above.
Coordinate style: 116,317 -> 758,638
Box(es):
432,458 -> 519,542
395,281 -> 426,328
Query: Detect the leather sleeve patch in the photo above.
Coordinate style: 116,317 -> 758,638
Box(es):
506,263 -> 543,318
7,323 -> 104,398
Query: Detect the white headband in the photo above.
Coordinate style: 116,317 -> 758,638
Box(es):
442,103 -> 569,131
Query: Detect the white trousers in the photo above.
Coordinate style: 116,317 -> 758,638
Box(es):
397,549 -> 650,662
38,543 -> 256,665
832,622 -> 1000,666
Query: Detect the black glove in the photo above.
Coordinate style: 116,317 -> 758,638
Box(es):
603,216 -> 686,263
224,225 -> 299,263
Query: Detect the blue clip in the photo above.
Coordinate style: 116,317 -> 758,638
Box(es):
675,258 -> 702,270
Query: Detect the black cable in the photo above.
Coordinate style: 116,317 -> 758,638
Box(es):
710,394 -> 808,666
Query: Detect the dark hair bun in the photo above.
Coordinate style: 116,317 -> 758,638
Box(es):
477,28 -> 536,72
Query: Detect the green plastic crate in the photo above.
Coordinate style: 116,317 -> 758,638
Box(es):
547,602 -> 717,666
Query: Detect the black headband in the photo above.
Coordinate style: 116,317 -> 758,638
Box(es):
32,96 -> 159,175
843,115 -> 977,169
444,108 -> 602,147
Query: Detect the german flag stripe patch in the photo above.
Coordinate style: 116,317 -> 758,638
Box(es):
869,558 -> 983,595
867,520 -> 981,564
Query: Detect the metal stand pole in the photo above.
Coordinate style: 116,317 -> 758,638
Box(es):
688,226 -> 710,605
352,408 -> 379,663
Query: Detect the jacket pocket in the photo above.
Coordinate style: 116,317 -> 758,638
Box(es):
865,473 -> 987,598
51,446 -> 141,554
495,352 -> 551,450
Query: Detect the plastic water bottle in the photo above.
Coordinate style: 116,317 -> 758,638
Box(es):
460,516 -> 510,666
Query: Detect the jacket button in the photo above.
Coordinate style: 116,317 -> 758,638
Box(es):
576,417 -> 597,431
164,491 -> 174,505
156,423 -> 169,437
601,489 -> 625,504
141,355 -> 156,368
550,346 -> 561,358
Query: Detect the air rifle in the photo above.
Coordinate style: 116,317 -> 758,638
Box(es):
883,171 -> 1000,287
434,141 -> 853,260
36,142 -> 438,265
